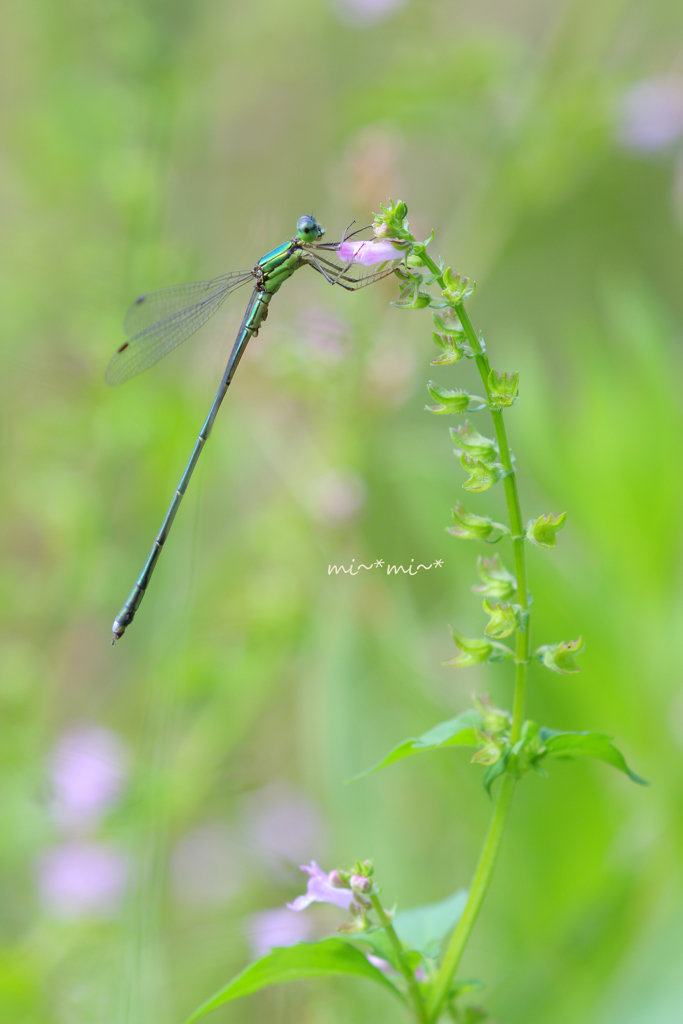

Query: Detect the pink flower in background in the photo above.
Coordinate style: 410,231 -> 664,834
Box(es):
37,841 -> 127,919
337,239 -> 403,266
617,77 -> 683,151
287,862 -> 355,912
170,822 -> 244,908
310,469 -> 366,525
332,0 -> 406,28
246,907 -> 313,959
49,726 -> 129,831
243,783 -> 328,876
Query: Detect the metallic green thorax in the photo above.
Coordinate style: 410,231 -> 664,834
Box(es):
244,239 -> 308,334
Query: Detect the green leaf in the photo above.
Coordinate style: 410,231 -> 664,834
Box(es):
450,422 -> 497,463
392,888 -> 469,958
472,555 -> 516,600
183,940 -> 402,1023
535,637 -> 583,674
444,627 -> 514,667
487,368 -> 519,407
426,382 -> 485,415
482,752 -> 509,796
540,729 -> 648,785
447,503 -> 509,542
526,512 -> 566,548
349,710 -> 483,781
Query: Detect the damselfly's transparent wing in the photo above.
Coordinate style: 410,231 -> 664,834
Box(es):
107,271 -> 254,386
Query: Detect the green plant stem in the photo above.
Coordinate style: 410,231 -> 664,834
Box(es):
370,895 -> 428,1023
426,774 -> 516,1021
416,251 -> 530,1021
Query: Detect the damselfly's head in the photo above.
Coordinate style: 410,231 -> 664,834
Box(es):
296,214 -> 325,243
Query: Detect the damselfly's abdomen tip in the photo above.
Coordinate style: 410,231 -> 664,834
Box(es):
111,620 -> 126,644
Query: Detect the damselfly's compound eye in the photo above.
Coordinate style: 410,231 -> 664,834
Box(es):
296,215 -> 324,241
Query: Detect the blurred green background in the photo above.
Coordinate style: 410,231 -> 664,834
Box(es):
2,0 -> 683,1021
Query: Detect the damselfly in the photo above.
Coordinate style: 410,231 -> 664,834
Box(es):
108,215 -> 398,643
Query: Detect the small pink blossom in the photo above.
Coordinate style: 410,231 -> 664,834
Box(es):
37,841 -> 127,919
246,907 -> 313,958
337,239 -> 403,266
287,862 -> 355,912
367,954 -> 393,973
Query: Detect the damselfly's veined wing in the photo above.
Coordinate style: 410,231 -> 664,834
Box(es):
107,271 -> 254,386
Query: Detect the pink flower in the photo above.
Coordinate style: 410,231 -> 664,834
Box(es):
618,77 -> 683,151
246,907 -> 313,958
337,239 -> 403,266
37,841 -> 127,919
287,862 -> 355,912
367,954 -> 393,973
49,727 -> 129,831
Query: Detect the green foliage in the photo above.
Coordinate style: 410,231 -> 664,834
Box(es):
391,888 -> 469,958
539,729 -> 648,785
184,940 -> 403,1023
349,710 -> 483,780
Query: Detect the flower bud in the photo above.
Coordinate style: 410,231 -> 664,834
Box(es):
535,637 -> 583,674
443,627 -> 513,668
431,332 -> 466,365
483,600 -> 521,639
487,368 -> 519,408
329,870 -> 350,888
426,383 -> 485,416
372,199 -> 412,242
526,512 -> 566,548
447,502 -> 509,541
473,695 -> 511,735
441,267 -> 476,304
450,422 -> 497,463
461,454 -> 506,493
471,729 -> 504,765
472,554 -> 516,600
350,875 -> 372,893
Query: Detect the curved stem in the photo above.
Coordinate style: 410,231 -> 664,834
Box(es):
414,256 -> 531,1021
370,895 -> 428,1023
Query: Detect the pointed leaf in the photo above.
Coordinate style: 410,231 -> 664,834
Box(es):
349,710 -> 483,781
392,888 -> 469,958
482,752 -> 509,796
184,939 -> 402,1023
539,729 -> 648,784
